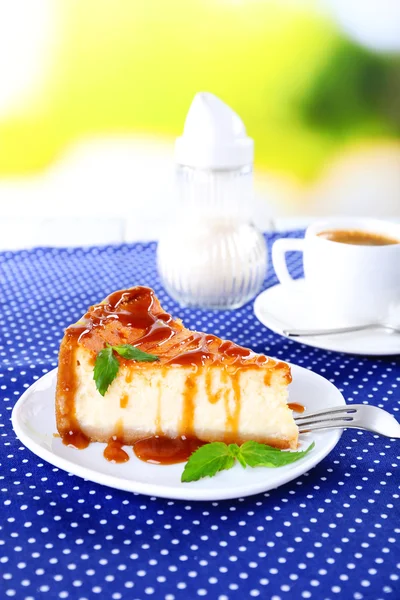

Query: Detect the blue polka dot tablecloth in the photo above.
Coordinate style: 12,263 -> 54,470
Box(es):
0,231 -> 399,600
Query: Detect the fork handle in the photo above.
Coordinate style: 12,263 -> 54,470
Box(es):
283,324 -> 379,337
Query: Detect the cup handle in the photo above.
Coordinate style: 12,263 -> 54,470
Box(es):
272,238 -> 305,285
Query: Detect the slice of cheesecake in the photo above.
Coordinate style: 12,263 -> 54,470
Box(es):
56,287 -> 298,451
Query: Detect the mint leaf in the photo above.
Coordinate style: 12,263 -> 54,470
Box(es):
93,344 -> 159,397
228,443 -> 246,468
239,441 -> 315,468
93,346 -> 119,396
181,442 -> 236,482
181,440 -> 315,482
112,344 -> 159,362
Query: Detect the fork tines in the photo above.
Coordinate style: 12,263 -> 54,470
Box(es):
294,405 -> 358,433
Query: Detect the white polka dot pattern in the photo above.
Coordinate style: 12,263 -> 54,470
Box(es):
0,232 -> 399,600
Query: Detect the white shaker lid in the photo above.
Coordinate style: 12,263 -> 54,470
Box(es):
175,92 -> 254,169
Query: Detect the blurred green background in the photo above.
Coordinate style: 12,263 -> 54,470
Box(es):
0,0 -> 399,237
0,0 -> 399,181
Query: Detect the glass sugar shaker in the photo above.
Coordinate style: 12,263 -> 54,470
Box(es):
157,92 -> 267,309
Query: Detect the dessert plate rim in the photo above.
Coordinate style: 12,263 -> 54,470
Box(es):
12,365 -> 344,501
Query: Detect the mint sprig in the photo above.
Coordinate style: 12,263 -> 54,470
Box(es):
181,442 -> 236,483
93,344 -> 159,396
111,344 -> 160,362
93,347 -> 120,397
181,441 -> 315,483
239,440 -> 314,468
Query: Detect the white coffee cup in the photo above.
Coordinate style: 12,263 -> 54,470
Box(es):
272,218 -> 400,327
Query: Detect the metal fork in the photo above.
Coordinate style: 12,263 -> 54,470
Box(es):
283,323 -> 400,337
294,404 -> 400,438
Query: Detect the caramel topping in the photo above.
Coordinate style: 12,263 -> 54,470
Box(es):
65,287 -> 284,371
225,372 -> 241,440
219,341 -> 252,358
155,380 -> 162,435
133,436 -> 205,465
288,402 -> 305,413
180,373 -> 198,436
169,349 -> 213,367
104,440 -> 130,463
205,370 -> 223,405
120,393 -> 129,409
263,371 -> 272,386
61,430 -> 90,449
103,418 -> 129,462
134,322 -> 175,347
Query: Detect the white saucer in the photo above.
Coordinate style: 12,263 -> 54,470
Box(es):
254,279 -> 400,356
12,366 -> 344,501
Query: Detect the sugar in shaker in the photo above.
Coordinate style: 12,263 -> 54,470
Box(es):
157,92 -> 267,309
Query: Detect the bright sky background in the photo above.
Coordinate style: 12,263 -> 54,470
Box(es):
0,0 -> 59,115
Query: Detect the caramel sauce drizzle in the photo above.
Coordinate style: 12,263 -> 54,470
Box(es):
287,402 -> 305,413
263,371 -> 272,386
120,393 -> 129,409
103,418 -> 129,463
103,440 -> 130,463
180,373 -> 198,436
205,370 -> 223,405
133,436 -> 205,465
226,372 -> 242,440
56,286 -> 292,458
155,380 -> 162,435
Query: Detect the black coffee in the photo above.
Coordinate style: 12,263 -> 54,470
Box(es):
318,229 -> 399,246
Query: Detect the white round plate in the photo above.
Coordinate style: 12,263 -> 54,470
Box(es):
12,366 -> 344,501
254,280 -> 400,356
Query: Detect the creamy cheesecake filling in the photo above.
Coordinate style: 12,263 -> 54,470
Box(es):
70,351 -> 294,446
